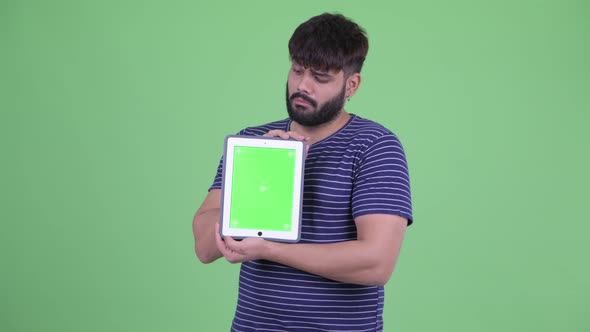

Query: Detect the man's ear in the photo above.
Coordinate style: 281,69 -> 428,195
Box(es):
345,73 -> 361,99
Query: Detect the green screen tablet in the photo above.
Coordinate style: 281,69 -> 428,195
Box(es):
220,135 -> 305,242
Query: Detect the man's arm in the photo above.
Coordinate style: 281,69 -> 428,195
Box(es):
192,189 -> 223,264
217,214 -> 407,286
193,131 -> 308,264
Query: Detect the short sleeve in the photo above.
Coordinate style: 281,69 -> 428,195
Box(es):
208,155 -> 224,191
351,133 -> 413,225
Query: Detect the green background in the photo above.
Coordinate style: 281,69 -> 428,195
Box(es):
230,146 -> 295,231
2,0 -> 589,331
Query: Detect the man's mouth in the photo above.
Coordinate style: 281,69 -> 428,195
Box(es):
293,97 -> 313,108
290,91 -> 318,110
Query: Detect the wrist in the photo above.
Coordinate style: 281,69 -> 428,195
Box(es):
260,240 -> 280,261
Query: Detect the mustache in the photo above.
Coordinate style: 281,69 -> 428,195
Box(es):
289,92 -> 317,108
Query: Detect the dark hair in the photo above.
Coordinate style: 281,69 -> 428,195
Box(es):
288,13 -> 369,75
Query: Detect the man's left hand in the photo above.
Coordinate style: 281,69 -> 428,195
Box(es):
215,223 -> 269,263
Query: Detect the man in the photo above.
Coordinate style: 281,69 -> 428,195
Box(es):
193,13 -> 413,332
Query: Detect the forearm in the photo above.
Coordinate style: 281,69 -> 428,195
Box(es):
263,239 -> 398,286
193,208 -> 223,264
218,215 -> 407,285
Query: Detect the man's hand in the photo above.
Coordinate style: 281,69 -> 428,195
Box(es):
263,129 -> 308,141
215,223 -> 270,264
263,130 -> 310,155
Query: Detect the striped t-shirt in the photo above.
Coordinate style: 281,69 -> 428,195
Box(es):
210,114 -> 413,332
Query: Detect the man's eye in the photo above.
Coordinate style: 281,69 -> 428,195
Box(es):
293,68 -> 303,74
314,76 -> 328,83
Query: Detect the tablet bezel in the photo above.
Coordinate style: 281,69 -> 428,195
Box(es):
220,135 -> 305,242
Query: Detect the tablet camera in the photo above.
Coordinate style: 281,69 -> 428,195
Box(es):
258,231 -> 263,236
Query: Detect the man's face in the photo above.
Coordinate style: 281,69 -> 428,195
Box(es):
286,61 -> 347,127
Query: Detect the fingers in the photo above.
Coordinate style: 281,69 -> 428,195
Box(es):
264,129 -> 309,142
287,131 -> 308,141
263,129 -> 310,158
223,234 -> 240,251
263,129 -> 289,139
215,223 -> 245,264
214,223 -> 228,254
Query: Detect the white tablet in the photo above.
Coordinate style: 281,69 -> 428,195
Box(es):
220,135 -> 305,242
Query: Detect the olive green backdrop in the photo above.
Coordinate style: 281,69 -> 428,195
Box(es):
1,0 -> 588,331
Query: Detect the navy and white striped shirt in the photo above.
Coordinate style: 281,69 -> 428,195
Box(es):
210,114 -> 413,331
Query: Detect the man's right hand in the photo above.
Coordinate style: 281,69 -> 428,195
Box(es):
263,130 -> 310,156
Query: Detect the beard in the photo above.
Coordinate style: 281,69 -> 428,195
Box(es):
286,83 -> 346,127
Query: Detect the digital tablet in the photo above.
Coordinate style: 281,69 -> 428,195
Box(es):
220,135 -> 305,242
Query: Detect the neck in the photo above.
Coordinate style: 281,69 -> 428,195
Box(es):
290,110 -> 351,145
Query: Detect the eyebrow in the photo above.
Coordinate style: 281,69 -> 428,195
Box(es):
292,62 -> 334,78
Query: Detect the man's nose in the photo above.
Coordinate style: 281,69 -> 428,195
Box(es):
296,73 -> 313,95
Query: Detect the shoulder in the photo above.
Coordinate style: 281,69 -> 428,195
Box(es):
239,119 -> 290,136
344,115 -> 404,151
